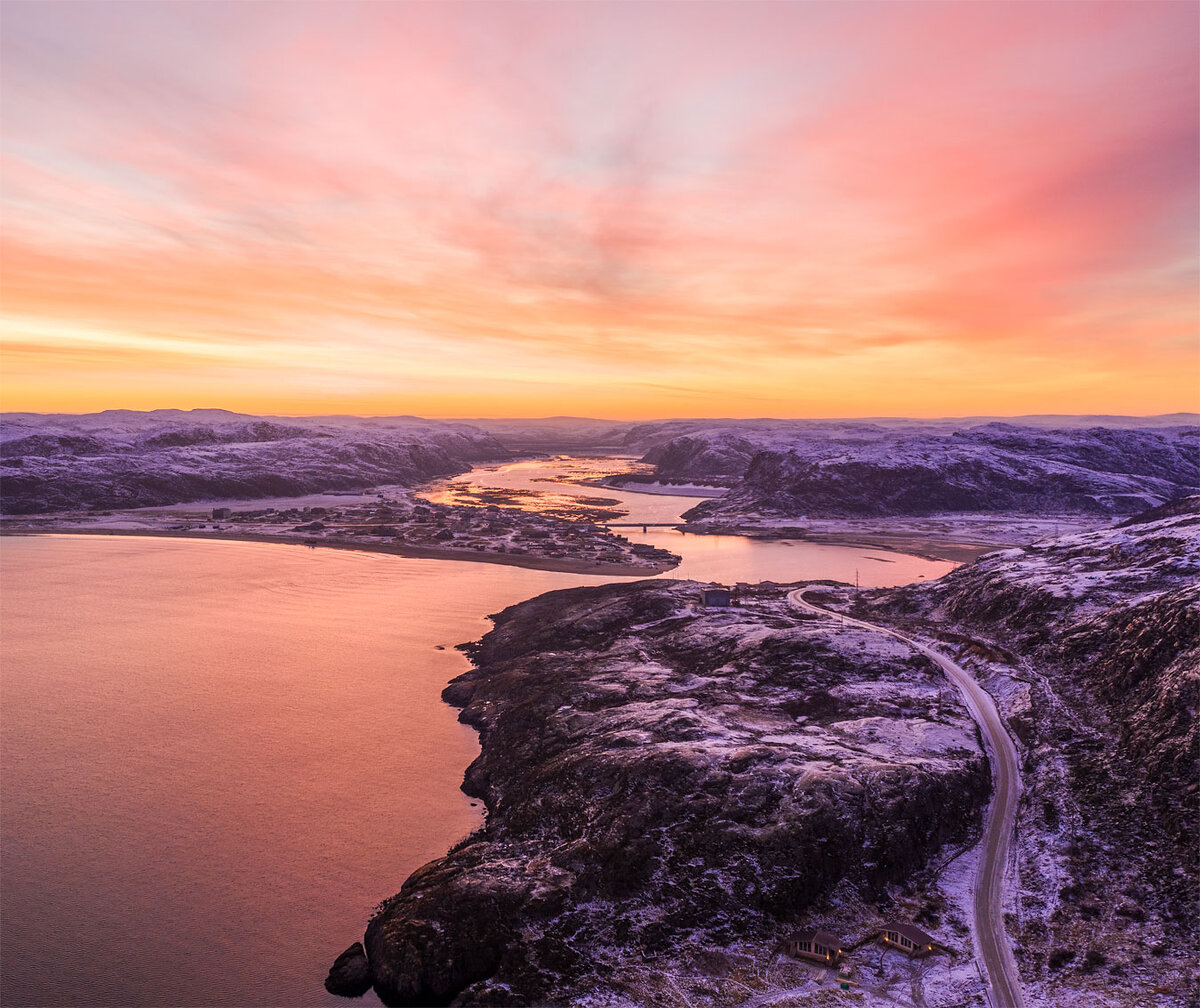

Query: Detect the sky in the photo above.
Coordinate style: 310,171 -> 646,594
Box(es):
1,0 -> 1197,420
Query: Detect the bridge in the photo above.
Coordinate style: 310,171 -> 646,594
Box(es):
600,522 -> 684,533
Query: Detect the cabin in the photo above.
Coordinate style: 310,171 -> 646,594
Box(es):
782,929 -> 843,964
876,922 -> 938,957
211,507 -> 231,520
700,586 -> 732,607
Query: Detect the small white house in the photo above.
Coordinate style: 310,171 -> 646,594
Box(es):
700,586 -> 732,607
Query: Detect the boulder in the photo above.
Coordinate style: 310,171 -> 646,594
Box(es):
324,942 -> 371,998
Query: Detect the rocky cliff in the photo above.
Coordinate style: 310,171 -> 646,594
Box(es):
343,579 -> 989,1006
0,410 -> 508,514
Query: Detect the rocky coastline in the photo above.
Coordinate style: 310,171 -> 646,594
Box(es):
331,579 -> 990,1006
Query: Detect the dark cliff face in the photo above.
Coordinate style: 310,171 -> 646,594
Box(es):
359,580 -> 988,1007
682,425 -> 1200,521
0,412 -> 508,514
1055,588 -> 1199,843
628,421 -> 895,480
640,434 -> 766,479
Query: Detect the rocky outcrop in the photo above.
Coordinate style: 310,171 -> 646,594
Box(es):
640,432 -> 802,481
324,943 -> 372,998
0,410 -> 509,514
348,580 -> 989,1006
684,424 -> 1199,521
1061,589 -> 1199,843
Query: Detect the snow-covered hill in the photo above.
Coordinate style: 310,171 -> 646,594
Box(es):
0,410 -> 508,514
860,499 -> 1199,1004
622,415 -> 1200,482
878,497 -> 1198,841
683,424 -> 1200,520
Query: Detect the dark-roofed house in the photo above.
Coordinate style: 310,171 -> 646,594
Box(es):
877,922 -> 938,957
782,929 -> 843,964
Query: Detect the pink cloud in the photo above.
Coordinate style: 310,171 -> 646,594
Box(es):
1,0 -> 1196,415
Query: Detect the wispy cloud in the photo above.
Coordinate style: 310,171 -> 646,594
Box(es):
1,0 -> 1196,417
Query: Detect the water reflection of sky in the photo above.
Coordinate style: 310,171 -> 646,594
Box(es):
423,457 -> 955,589
422,456 -> 722,525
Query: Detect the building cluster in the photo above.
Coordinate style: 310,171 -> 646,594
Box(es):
782,920 -> 940,965
193,496 -> 675,570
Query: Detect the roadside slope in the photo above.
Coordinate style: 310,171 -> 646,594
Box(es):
791,588 -> 1025,1008
858,500 -> 1200,1005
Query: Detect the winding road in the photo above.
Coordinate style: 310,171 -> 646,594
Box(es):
788,588 -> 1026,1008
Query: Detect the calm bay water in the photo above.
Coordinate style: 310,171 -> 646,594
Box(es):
1,460 -> 954,1006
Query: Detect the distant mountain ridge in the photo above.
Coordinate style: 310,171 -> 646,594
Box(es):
447,417 -> 632,450
4,409 -> 1196,517
0,410 -> 508,514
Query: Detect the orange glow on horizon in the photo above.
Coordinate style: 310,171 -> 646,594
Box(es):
1,1 -> 1197,419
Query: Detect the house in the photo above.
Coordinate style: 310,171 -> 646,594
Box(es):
211,507 -> 231,520
700,585 -> 732,607
876,922 -> 938,957
782,929 -> 843,964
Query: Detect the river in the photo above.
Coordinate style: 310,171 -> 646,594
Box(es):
0,457 -> 955,1007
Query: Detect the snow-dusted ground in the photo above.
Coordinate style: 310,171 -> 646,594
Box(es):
671,424 -> 1199,525
349,578 -> 996,1005
127,486 -> 415,512
851,501 -> 1200,1007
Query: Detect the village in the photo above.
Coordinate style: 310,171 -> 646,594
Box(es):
0,491 -> 681,575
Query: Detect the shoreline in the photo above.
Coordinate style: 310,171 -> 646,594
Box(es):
599,480 -> 725,498
676,524 -> 1001,563
748,529 -> 996,563
673,514 -> 1107,563
0,527 -> 678,577
346,578 -> 993,1005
